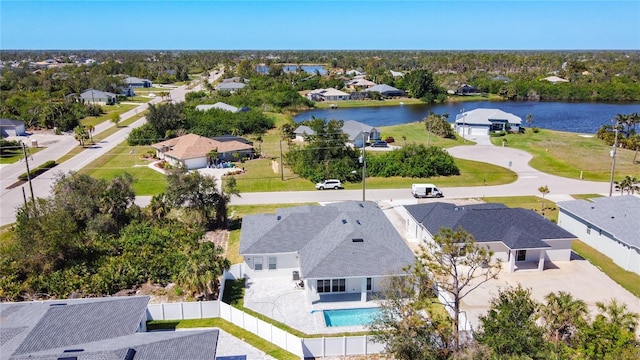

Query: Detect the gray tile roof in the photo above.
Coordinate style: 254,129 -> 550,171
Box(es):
293,125 -> 315,136
216,82 -> 246,91
0,119 -> 24,127
454,108 -> 522,125
79,89 -> 116,100
365,84 -> 404,95
341,120 -> 378,141
558,195 -> 640,249
195,102 -> 240,113
405,202 -> 574,250
239,201 -> 415,279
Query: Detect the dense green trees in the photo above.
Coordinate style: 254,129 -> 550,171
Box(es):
367,144 -> 460,178
404,69 -> 444,102
0,171 -> 231,301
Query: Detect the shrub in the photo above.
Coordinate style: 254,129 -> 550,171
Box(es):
18,160 -> 57,181
532,127 -> 540,133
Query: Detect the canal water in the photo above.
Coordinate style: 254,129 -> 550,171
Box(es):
294,101 -> 640,134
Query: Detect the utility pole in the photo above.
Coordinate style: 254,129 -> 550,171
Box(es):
22,142 -> 36,206
361,132 -> 366,201
608,124 -> 620,197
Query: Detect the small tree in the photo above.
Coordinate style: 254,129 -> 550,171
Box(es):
110,112 -> 121,127
526,114 -> 534,127
73,125 -> 89,147
538,185 -> 550,211
540,291 -> 587,345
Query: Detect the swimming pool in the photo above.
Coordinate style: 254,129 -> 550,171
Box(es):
323,307 -> 381,327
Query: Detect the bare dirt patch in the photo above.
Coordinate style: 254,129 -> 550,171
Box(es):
203,229 -> 229,254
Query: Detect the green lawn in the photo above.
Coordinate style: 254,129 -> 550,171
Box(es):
0,146 -> 44,165
81,141 -> 167,195
146,317 -> 298,360
492,128 -> 640,181
379,122 -> 470,147
81,104 -> 137,128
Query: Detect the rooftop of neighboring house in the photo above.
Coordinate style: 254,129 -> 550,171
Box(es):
455,108 -> 522,125
151,133 -> 253,160
558,195 -> 640,249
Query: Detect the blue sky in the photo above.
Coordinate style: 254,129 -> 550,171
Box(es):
1,1 -> 639,50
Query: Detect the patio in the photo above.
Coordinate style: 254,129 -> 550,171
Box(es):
243,276 -> 382,335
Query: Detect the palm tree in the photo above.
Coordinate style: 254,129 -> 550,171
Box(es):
176,242 -> 230,300
595,299 -> 639,333
87,125 -> 95,144
538,185 -> 550,211
526,114 -> 534,127
73,125 -> 89,147
614,175 -> 640,195
540,291 -> 587,344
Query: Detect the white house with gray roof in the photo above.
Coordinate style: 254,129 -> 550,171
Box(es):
239,201 -> 416,305
195,102 -> 247,113
342,120 -> 381,146
0,296 -> 219,360
557,195 -> 640,275
455,108 -> 522,136
404,203 -> 576,272
216,82 -> 246,92
79,89 -> 117,105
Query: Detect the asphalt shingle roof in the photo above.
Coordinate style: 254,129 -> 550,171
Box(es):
558,195 -> 640,249
454,108 -> 522,125
405,202 -> 574,250
239,201 -> 415,279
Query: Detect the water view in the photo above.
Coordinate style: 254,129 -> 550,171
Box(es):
294,101 -> 640,134
257,64 -> 327,75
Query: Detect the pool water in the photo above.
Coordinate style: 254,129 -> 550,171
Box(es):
323,307 -> 381,327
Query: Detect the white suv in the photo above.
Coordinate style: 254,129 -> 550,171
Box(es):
315,179 -> 343,190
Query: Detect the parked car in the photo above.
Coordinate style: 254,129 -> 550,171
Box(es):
371,140 -> 389,148
315,179 -> 343,190
385,136 -> 395,143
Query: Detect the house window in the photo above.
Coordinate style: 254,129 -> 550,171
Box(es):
254,257 -> 263,271
516,250 -> 526,262
366,278 -> 372,291
268,256 -> 277,270
317,280 -> 331,293
332,279 -> 346,292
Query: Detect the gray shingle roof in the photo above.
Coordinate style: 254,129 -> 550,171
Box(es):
195,102 -> 240,113
216,82 -> 246,91
558,195 -> 640,250
365,84 -> 404,95
405,202 -> 574,250
240,201 -> 415,279
341,120 -> 377,141
79,89 -> 116,100
293,125 -> 315,136
454,108 -> 522,125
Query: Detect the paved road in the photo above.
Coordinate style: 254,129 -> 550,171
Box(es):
0,73 -> 218,226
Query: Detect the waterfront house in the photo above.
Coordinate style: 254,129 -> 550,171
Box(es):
557,195 -> 640,275
195,102 -> 248,113
404,202 -> 576,272
124,76 -> 153,88
216,82 -> 246,92
306,88 -> 350,102
540,75 -> 569,84
455,108 -> 522,136
365,84 -> 406,97
457,84 -> 480,95
342,120 -> 380,147
239,201 -> 416,305
293,125 -> 316,142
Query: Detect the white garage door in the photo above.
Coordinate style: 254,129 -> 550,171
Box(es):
470,127 -> 489,136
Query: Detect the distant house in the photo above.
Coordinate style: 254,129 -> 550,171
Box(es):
346,69 -> 364,76
239,201 -> 416,305
293,125 -> 316,142
557,196 -> 640,275
152,133 -> 254,169
404,203 -> 576,272
195,102 -> 249,113
306,88 -> 350,102
222,76 -> 249,83
79,89 -> 117,105
491,75 -> 512,82
120,86 -> 135,97
390,70 -> 404,77
0,118 -> 26,137
540,76 -> 569,84
125,76 -> 152,88
345,78 -> 376,89
0,296 -> 219,360
457,84 -> 480,95
216,82 -> 246,92
455,108 -> 522,136
365,84 -> 406,97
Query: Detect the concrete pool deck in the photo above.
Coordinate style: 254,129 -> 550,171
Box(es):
243,276 -> 382,335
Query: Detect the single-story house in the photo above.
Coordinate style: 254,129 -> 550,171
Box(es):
365,84 -> 406,97
0,296 -> 219,360
306,88 -> 350,102
492,75 -> 512,82
0,118 -> 26,137
79,89 -> 117,105
557,195 -> 640,275
222,76 -> 249,83
342,120 -> 381,146
540,76 -> 569,84
216,82 -> 246,92
457,84 -> 480,95
346,69 -> 364,76
345,78 -> 376,89
124,76 -> 152,88
293,125 -> 316,142
404,203 -> 576,272
120,86 -> 135,97
455,108 -> 522,136
239,201 -> 416,304
151,133 -> 254,169
390,70 -> 404,77
195,102 -> 248,113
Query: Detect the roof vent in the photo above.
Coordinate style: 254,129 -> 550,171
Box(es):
342,219 -> 347,224
359,203 -> 364,208
352,238 -> 364,243
356,220 -> 361,225
277,216 -> 281,221
124,348 -> 136,360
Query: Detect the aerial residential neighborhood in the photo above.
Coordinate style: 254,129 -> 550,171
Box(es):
1,2 -> 640,358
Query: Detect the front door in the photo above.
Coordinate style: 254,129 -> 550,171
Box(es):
516,250 -> 526,262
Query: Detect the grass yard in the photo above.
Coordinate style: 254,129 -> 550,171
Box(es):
314,98 -> 424,108
483,195 -> 558,222
0,146 -> 44,164
146,317 -> 298,360
492,129 -> 640,181
81,104 -> 137,128
81,141 -> 167,195
379,122 -> 469,147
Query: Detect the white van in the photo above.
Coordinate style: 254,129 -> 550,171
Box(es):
411,183 -> 444,198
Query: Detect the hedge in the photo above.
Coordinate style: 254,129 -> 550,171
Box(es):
18,160 -> 57,181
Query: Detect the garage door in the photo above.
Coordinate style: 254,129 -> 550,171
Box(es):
470,127 -> 489,136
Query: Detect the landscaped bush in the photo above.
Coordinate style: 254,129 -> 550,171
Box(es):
532,127 -> 540,133
18,160 -> 56,181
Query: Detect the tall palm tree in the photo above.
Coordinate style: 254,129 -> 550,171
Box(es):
595,299 -> 639,333
614,175 -> 640,195
73,125 -> 89,147
540,291 -> 587,344
176,242 -> 230,300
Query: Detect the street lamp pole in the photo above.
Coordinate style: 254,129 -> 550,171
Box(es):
460,108 -> 466,143
608,124 -> 620,197
361,132 -> 366,201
